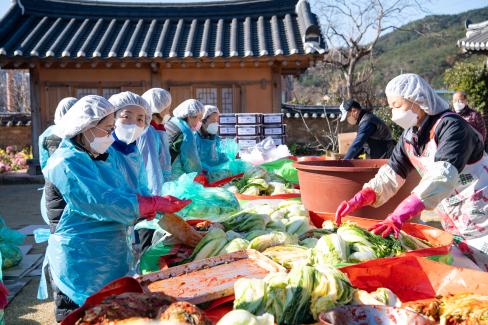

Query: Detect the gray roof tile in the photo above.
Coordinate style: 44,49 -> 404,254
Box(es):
0,0 -> 325,60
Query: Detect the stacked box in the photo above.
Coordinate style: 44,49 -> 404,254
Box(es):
262,113 -> 284,125
236,113 -> 262,125
236,136 -> 262,149
218,113 -> 237,137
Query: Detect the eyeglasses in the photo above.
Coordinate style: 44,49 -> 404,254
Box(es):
94,126 -> 115,137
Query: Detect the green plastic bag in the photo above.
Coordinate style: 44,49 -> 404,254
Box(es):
206,139 -> 252,183
0,216 -> 25,269
160,173 -> 240,221
261,158 -> 299,184
140,240 -> 174,274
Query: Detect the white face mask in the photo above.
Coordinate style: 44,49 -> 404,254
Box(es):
391,107 -> 419,129
163,114 -> 171,123
115,120 -> 145,144
206,122 -> 219,135
453,102 -> 466,113
85,129 -> 114,155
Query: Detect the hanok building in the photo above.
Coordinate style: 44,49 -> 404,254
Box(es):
0,0 -> 325,168
457,19 -> 488,57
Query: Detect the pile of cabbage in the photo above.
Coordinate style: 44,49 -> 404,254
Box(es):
225,166 -> 299,196
266,221 -> 431,268
189,202 -> 313,261
233,263 -> 355,324
230,264 -> 401,325
189,201 -> 431,265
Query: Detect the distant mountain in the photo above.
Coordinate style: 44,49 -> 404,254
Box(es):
371,6 -> 488,88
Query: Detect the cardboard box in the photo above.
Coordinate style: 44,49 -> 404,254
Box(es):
262,124 -> 286,136
262,113 -> 284,124
236,113 -> 262,125
219,125 -> 237,136
236,125 -> 262,136
338,132 -> 357,155
236,136 -> 262,149
271,135 -> 287,146
219,114 -> 237,125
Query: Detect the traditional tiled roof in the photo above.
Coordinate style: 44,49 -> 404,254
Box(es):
0,0 -> 325,60
457,19 -> 488,52
281,103 -> 341,119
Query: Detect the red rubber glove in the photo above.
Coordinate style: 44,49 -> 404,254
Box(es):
335,188 -> 376,226
0,281 -> 8,309
137,195 -> 192,219
368,194 -> 425,238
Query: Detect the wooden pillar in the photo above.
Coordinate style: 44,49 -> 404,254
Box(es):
271,65 -> 282,113
28,65 -> 42,175
150,62 -> 162,88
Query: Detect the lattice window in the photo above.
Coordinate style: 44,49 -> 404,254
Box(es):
76,88 -> 98,98
195,86 -> 237,113
102,88 -> 120,99
195,88 -> 218,106
221,88 -> 233,113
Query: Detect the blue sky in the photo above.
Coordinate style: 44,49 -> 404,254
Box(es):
0,0 -> 487,35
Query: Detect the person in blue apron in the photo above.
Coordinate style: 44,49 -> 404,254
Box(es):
197,105 -> 228,169
339,99 -> 396,159
136,88 -> 173,251
335,73 -> 488,271
39,97 -> 77,224
38,95 -> 191,322
165,99 -> 205,178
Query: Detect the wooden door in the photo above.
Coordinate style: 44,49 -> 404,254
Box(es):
168,86 -> 192,112
43,84 -> 70,130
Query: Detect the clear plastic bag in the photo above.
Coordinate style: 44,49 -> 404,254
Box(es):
161,173 -> 240,221
0,216 -> 25,269
240,137 -> 291,165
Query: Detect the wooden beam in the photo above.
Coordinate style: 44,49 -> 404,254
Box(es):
29,65 -> 41,163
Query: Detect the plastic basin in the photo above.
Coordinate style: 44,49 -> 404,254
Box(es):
294,159 -> 420,219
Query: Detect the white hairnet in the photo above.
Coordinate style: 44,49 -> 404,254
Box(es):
142,88 -> 172,115
54,97 -> 77,125
109,91 -> 152,125
58,95 -> 115,138
203,105 -> 219,121
173,99 -> 204,119
385,73 -> 450,115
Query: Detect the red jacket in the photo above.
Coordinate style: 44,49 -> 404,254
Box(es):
457,106 -> 486,143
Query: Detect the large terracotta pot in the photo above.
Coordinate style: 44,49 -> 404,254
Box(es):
294,159 -> 420,220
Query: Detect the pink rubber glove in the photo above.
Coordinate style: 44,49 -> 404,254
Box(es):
335,188 -> 376,226
137,195 -> 192,219
368,194 -> 425,238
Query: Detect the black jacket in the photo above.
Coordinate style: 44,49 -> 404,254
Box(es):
345,111 -> 395,159
388,112 -> 485,179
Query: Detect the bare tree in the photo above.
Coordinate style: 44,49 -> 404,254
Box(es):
316,0 -> 427,99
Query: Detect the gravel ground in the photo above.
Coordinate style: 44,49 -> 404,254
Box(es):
0,184 -> 55,324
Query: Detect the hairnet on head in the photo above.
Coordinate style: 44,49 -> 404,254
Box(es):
59,95 -> 115,138
109,91 -> 152,125
385,73 -> 449,115
203,105 -> 219,121
142,88 -> 172,115
54,97 -> 77,125
172,99 -> 204,119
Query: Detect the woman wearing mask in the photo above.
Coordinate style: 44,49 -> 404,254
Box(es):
335,74 -> 488,271
39,95 -> 190,321
136,88 -> 173,252
109,91 -> 152,194
165,99 -> 205,178
138,88 -> 173,193
197,105 -> 228,168
39,97 -> 77,225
